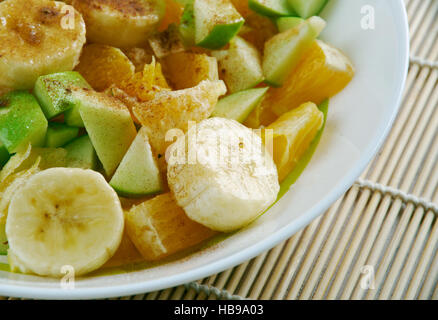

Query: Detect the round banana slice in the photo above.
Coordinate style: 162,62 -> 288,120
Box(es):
6,168 -> 124,277
0,0 -> 86,90
167,118 -> 280,232
72,0 -> 165,48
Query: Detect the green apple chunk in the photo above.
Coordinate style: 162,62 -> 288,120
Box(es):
212,87 -> 268,123
75,88 -> 137,176
263,16 -> 326,87
276,16 -> 304,32
0,222 -> 7,255
45,122 -> 79,148
288,0 -> 329,18
249,0 -> 295,17
64,102 -> 85,127
0,91 -> 48,153
179,1 -> 196,47
193,0 -> 244,49
34,71 -> 91,120
0,141 -> 10,169
64,135 -> 98,170
212,36 -> 264,93
110,127 -> 162,197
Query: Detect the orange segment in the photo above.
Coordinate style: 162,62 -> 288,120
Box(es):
125,193 -> 217,261
246,40 -> 354,128
74,44 -> 135,91
103,227 -> 144,268
119,58 -> 170,102
158,0 -> 184,32
132,80 -> 226,161
266,102 -> 324,182
162,52 -> 219,89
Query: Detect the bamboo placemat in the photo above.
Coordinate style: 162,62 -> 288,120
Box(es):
2,0 -> 437,301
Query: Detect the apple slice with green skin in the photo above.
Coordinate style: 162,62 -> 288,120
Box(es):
64,101 -> 85,127
0,91 -> 48,153
64,135 -> 98,170
34,71 -> 91,121
263,16 -> 326,87
74,88 -> 137,176
0,142 -> 10,169
110,127 -> 162,197
276,16 -> 304,32
211,87 -> 268,123
181,0 -> 244,49
288,0 -> 329,18
45,122 -> 79,148
212,36 -> 264,93
0,222 -> 7,255
178,1 -> 196,47
249,0 -> 295,17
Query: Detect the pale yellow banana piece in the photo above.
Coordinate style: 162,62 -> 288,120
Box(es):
0,0 -> 86,89
72,0 -> 165,48
6,168 -> 124,277
167,117 -> 280,232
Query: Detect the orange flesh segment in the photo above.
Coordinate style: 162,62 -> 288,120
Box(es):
266,102 -> 324,182
125,193 -> 217,261
245,40 -> 354,128
74,44 -> 135,91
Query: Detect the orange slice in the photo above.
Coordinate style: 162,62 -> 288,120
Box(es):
132,80 -> 226,160
125,193 -> 217,261
266,102 -> 324,182
74,44 -> 135,91
119,58 -> 170,102
162,52 -> 219,89
245,40 -> 354,128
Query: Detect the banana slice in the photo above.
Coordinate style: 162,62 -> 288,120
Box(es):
6,168 -> 124,277
72,0 -> 165,48
0,0 -> 86,90
167,117 -> 280,232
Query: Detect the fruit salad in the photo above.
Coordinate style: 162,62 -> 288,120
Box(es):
0,0 -> 354,277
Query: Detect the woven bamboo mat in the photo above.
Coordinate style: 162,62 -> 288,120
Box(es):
2,0 -> 437,301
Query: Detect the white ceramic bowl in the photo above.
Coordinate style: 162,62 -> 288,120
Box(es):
0,0 -> 409,299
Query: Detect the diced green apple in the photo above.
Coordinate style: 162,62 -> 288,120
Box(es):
45,122 -> 79,148
74,88 -> 137,176
33,71 -> 91,120
64,102 -> 85,127
288,0 -> 329,18
64,135 -> 98,170
263,16 -> 326,87
0,91 -> 48,153
110,127 -> 162,197
212,87 -> 268,122
181,0 -> 244,50
276,16 -> 304,32
212,36 -> 264,93
249,0 -> 295,17
179,1 -> 196,47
